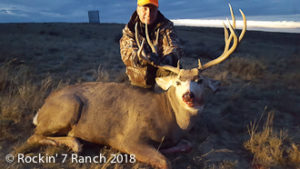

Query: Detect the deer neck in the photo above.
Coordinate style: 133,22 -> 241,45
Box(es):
166,87 -> 199,131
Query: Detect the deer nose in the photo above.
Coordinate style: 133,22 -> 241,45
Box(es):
183,91 -> 194,100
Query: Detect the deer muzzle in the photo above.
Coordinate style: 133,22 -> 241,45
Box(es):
182,91 -> 204,107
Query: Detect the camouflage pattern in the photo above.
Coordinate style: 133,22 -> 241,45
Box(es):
120,11 -> 183,88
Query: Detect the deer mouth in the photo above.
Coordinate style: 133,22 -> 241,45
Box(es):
182,92 -> 194,107
182,92 -> 204,107
183,99 -> 195,107
184,98 -> 204,107
182,92 -> 200,107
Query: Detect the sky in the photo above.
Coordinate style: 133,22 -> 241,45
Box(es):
0,0 -> 300,23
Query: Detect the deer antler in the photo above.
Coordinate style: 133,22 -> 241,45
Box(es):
135,22 -> 180,74
134,4 -> 246,74
198,4 -> 247,70
145,23 -> 160,54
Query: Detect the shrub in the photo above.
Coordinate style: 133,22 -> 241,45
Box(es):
244,111 -> 300,168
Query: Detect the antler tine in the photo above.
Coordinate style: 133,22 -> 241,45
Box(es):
229,4 -> 236,29
157,65 -> 180,74
155,28 -> 160,46
201,18 -> 239,69
239,9 -> 247,41
224,9 -> 246,49
228,5 -> 248,42
135,22 -> 149,62
228,5 -> 247,43
198,59 -> 203,69
223,22 -> 229,42
156,58 -> 180,74
199,5 -> 246,70
137,39 -> 145,58
145,23 -> 157,54
221,4 -> 236,55
222,9 -> 246,50
222,22 -> 231,55
223,6 -> 247,44
221,6 -> 247,55
135,23 -> 141,49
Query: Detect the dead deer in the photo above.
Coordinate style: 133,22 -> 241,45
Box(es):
27,5 -> 246,169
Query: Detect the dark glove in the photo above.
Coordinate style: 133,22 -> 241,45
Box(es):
149,53 -> 160,65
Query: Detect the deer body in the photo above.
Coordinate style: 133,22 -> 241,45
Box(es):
38,82 -> 193,145
29,79 -> 205,169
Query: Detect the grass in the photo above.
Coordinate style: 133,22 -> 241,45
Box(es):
208,160 -> 237,169
0,60 -> 67,153
0,60 -> 68,124
95,64 -> 110,82
222,57 -> 266,81
244,111 -> 300,169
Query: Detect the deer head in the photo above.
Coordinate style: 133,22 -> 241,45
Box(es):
135,4 -> 247,118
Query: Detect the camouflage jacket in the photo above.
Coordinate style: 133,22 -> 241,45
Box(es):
120,11 -> 183,88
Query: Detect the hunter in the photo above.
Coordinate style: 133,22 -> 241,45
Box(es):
120,0 -> 183,88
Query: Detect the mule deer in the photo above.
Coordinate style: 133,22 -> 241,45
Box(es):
27,5 -> 246,169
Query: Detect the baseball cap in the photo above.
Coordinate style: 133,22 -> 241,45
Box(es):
137,0 -> 158,7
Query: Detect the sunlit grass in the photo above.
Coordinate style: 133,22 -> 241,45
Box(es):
244,111 -> 300,169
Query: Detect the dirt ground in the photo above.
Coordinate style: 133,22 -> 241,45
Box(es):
0,23 -> 299,169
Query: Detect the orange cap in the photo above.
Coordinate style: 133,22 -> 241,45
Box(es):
137,0 -> 158,7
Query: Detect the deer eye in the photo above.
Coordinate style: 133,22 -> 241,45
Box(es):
176,81 -> 181,86
195,79 -> 203,84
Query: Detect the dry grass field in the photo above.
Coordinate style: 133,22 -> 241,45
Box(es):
0,23 -> 299,169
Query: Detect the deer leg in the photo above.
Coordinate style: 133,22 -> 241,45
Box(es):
27,134 -> 57,146
34,94 -> 83,136
115,142 -> 171,169
27,134 -> 82,152
46,136 -> 82,152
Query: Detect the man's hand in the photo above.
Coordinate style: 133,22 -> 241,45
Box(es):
148,53 -> 160,65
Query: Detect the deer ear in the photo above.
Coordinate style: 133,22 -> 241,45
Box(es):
155,76 -> 174,90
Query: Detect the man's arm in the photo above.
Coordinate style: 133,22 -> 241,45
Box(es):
160,22 -> 183,66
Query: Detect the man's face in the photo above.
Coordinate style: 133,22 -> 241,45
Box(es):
137,4 -> 158,25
